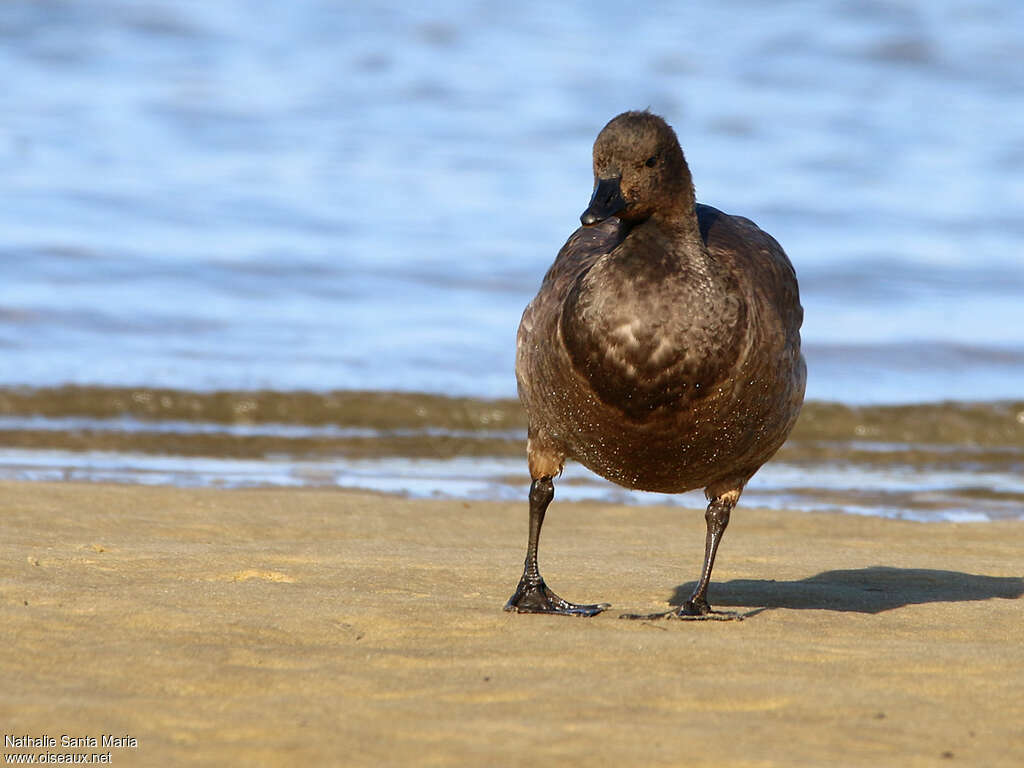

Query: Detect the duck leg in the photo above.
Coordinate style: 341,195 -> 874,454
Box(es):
678,492 -> 737,617
504,476 -> 610,616
619,490 -> 744,621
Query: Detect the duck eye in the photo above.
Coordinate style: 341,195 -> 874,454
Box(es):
645,155 -> 658,168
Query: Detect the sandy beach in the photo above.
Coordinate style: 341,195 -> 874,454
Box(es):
1,480 -> 1021,767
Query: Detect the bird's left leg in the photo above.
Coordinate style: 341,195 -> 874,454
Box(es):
677,487 -> 741,617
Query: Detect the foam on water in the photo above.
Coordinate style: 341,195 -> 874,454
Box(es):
0,387 -> 1020,521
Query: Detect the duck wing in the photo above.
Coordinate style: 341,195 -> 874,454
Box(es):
535,218 -> 631,299
696,204 -> 803,349
517,217 -> 629,353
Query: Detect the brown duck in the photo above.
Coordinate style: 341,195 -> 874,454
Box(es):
506,110 -> 806,618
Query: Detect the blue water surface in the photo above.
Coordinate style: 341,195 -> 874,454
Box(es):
2,0 -> 1023,403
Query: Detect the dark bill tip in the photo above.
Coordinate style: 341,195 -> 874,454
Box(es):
580,176 -> 625,226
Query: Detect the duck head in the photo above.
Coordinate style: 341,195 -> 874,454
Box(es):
580,111 -> 694,227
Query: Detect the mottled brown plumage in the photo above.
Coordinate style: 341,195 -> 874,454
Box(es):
506,111 -> 806,618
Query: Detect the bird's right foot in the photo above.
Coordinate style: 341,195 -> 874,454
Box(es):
673,596 -> 741,620
618,608 -> 744,621
504,577 -> 609,617
679,596 -> 711,616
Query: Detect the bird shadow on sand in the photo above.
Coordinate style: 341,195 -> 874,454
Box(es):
667,567 -> 1024,617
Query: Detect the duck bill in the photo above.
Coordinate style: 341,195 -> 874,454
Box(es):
580,177 -> 626,226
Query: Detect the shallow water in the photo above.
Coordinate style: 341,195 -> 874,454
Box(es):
1,2 -> 1023,517
0,386 -> 1021,521
3,0 -> 1024,402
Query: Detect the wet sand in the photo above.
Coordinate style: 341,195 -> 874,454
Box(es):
2,480 -> 1022,767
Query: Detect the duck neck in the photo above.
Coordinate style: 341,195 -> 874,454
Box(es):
650,202 -> 706,261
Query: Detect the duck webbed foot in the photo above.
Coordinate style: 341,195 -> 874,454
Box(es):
679,595 -> 711,616
614,606 -> 737,622
504,577 -> 609,617
617,605 -> 743,621
505,475 -> 611,617
672,604 -> 743,621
